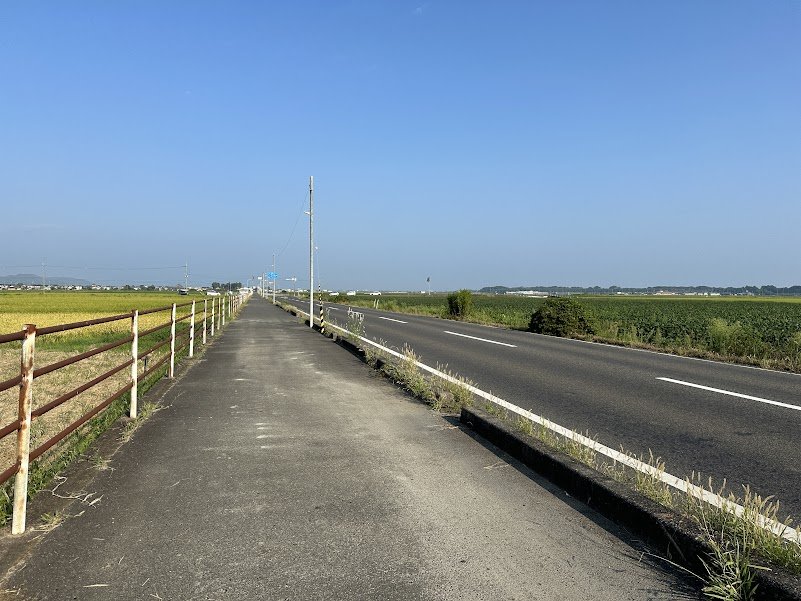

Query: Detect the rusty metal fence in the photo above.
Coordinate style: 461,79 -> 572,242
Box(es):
0,292 -> 247,534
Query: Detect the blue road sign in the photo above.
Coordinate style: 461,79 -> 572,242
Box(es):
268,272 -> 279,279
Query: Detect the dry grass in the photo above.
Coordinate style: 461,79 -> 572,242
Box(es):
0,349 -> 127,470
0,342 -> 174,477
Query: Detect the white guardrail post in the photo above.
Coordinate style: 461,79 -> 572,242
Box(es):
130,310 -> 139,418
189,301 -> 196,358
211,297 -> 216,337
168,303 -> 177,378
202,299 -> 208,345
12,324 -> 36,535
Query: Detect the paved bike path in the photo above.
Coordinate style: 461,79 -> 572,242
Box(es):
1,300 -> 695,600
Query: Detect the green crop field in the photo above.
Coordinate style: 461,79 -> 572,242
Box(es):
337,293 -> 801,372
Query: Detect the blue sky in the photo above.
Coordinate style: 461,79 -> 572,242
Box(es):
1,1 -> 799,290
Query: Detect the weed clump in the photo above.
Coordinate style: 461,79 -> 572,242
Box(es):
431,365 -> 474,412
706,318 -> 765,358
367,344 -> 474,413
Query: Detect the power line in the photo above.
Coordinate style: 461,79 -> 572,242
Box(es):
276,193 -> 308,258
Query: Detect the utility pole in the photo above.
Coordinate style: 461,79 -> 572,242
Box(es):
41,258 -> 46,292
308,176 -> 314,327
184,262 -> 189,291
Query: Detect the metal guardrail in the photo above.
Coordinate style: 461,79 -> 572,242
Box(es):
0,292 -> 249,533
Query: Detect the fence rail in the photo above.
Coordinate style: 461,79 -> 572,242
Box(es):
0,291 -> 249,533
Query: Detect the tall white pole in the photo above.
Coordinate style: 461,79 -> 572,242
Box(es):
130,311 -> 138,418
272,252 -> 276,304
12,325 -> 35,534
309,176 -> 314,327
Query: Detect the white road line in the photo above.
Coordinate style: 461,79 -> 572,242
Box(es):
377,316 -> 407,324
657,377 -> 801,412
444,331 -> 516,348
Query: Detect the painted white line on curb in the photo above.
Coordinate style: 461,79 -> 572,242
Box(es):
444,331 -> 516,348
377,316 -> 407,324
291,306 -> 800,543
657,377 -> 801,412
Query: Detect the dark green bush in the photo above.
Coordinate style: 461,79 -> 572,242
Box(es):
528,297 -> 594,337
447,289 -> 474,318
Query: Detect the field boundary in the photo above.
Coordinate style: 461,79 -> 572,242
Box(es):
0,292 -> 250,533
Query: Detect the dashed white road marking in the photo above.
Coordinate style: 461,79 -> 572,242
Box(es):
377,316 -> 408,324
657,377 -> 801,412
443,331 -> 516,348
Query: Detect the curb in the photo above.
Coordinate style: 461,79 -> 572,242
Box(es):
460,405 -> 801,601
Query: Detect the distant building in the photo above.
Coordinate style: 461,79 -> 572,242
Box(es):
505,290 -> 548,297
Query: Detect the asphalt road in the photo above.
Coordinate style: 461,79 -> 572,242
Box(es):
1,300 -> 693,600
283,296 -> 801,519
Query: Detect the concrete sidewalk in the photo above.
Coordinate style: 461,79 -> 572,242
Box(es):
0,299 -> 696,600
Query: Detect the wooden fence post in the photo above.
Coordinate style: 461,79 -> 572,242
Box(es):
12,324 -> 36,535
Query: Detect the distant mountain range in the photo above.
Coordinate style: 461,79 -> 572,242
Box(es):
479,284 -> 801,296
0,273 -> 92,286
